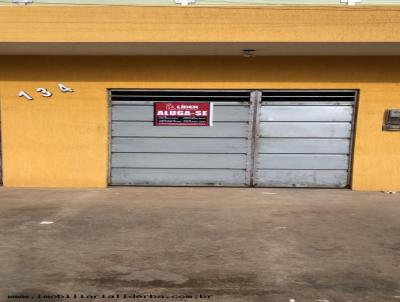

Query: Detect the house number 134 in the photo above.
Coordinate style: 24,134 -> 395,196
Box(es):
18,83 -> 74,101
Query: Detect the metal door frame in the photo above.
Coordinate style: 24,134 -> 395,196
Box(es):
0,96 -> 3,185
252,89 -> 359,189
347,90 -> 360,188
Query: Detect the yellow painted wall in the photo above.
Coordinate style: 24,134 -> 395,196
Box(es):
0,56 -> 399,190
1,6 -> 400,43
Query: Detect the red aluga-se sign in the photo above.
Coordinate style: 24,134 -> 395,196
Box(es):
154,102 -> 213,126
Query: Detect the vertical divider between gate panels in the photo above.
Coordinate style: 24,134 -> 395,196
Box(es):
247,90 -> 262,187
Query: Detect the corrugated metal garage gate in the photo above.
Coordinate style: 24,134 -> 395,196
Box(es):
109,89 -> 357,188
110,90 -> 255,186
254,90 -> 357,188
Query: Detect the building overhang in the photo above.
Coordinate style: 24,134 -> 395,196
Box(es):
1,42 -> 400,56
1,6 -> 400,56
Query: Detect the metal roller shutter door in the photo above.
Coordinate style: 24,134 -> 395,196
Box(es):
110,90 -> 254,186
254,90 -> 357,188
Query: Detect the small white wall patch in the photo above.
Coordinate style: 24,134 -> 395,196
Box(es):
12,0 -> 33,4
18,91 -> 33,100
341,0 -> 361,5
175,0 -> 195,5
36,88 -> 52,97
40,221 -> 54,225
58,83 -> 74,93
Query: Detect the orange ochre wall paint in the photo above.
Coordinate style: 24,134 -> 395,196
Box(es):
0,56 -> 399,191
1,6 -> 400,43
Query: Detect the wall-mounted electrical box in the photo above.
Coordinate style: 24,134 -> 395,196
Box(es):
383,109 -> 400,131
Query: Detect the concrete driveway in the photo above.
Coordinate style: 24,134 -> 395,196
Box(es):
0,187 -> 399,302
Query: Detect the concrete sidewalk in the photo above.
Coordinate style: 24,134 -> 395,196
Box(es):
0,188 -> 399,302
